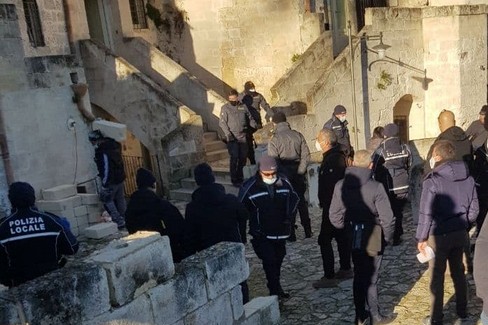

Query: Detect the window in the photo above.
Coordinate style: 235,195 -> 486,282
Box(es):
23,0 -> 45,47
129,0 -> 148,29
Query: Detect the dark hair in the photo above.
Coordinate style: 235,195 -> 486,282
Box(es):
432,140 -> 456,160
272,111 -> 287,123
372,126 -> 384,139
228,89 -> 239,97
244,81 -> 255,90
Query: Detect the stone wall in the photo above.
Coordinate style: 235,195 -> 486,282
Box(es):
0,232 -> 280,325
0,2 -> 97,216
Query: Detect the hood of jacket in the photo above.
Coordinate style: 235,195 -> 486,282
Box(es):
191,183 -> 227,205
438,126 -> 469,142
430,160 -> 469,182
343,167 -> 372,189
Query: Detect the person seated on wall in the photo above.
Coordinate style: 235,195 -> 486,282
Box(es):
0,182 -> 79,288
125,168 -> 185,262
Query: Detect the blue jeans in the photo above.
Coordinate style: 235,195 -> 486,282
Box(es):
101,182 -> 126,227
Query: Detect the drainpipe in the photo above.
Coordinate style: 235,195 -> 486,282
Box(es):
62,0 -> 76,55
0,98 -> 15,185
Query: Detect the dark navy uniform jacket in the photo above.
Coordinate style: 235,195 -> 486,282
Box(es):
0,207 -> 78,287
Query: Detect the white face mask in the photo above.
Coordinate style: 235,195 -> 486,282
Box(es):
338,116 -> 346,123
315,140 -> 322,152
429,157 -> 436,169
263,177 -> 277,185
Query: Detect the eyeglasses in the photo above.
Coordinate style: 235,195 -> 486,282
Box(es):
261,171 -> 276,177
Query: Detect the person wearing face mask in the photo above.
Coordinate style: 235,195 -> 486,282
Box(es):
268,111 -> 311,240
220,89 -> 257,187
423,109 -> 473,176
125,168 -> 185,262
416,140 -> 478,325
238,155 -> 299,299
313,128 -> 350,289
323,105 -> 354,164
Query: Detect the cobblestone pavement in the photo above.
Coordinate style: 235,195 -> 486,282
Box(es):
245,207 -> 483,325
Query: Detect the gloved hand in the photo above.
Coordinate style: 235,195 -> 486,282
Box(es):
227,134 -> 236,142
99,187 -> 112,202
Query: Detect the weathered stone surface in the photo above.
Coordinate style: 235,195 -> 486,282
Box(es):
184,291 -> 233,325
89,232 -> 175,306
238,296 -> 280,325
41,184 -> 77,200
79,193 -> 99,205
84,222 -> 118,239
84,292 -> 154,325
229,285 -> 245,320
148,264 -> 207,325
36,195 -> 82,211
93,120 -> 127,142
74,205 -> 88,216
184,242 -> 249,299
0,262 -> 110,325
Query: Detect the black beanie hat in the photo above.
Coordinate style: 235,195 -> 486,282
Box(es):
194,163 -> 215,186
136,168 -> 156,189
9,182 -> 35,209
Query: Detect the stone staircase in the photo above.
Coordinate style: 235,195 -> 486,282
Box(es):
170,132 -> 239,202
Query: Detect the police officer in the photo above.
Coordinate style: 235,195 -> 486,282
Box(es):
240,81 -> 270,164
323,105 -> 353,164
268,111 -> 311,240
239,155 -> 299,299
0,182 -> 79,287
372,123 -> 412,245
219,89 -> 257,186
89,129 -> 127,229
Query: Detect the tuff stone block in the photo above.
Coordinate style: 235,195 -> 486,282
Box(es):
84,222 -> 118,239
84,292 -> 154,325
184,292 -> 233,325
79,193 -> 99,205
229,285 -> 245,320
41,184 -> 77,201
183,242 -> 249,299
74,205 -> 88,217
89,232 -> 174,306
36,195 -> 82,212
2,262 -> 110,325
238,296 -> 280,325
88,211 -> 101,223
148,264 -> 207,325
92,120 -> 127,142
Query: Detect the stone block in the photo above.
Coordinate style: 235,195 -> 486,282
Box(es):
229,285 -> 244,320
41,208 -> 75,219
89,232 -> 175,306
36,195 -> 82,212
184,291 -> 233,325
84,222 -> 118,239
93,120 -> 127,142
183,242 -> 249,300
0,294 -> 20,325
84,292 -> 154,325
6,262 -> 110,324
148,264 -> 207,325
41,184 -> 77,200
88,211 -> 101,223
77,215 -> 89,229
87,204 -> 103,214
238,296 -> 280,325
79,193 -> 99,205
74,205 -> 88,217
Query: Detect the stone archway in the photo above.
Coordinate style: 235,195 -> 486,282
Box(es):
393,94 -> 413,143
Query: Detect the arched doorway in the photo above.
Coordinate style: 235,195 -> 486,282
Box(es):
393,94 -> 413,143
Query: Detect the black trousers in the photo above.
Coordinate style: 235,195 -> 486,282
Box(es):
246,133 -> 256,165
390,195 -> 407,242
288,173 -> 311,234
251,237 -> 286,295
227,141 -> 248,184
477,193 -> 488,232
352,252 -> 383,322
318,213 -> 351,278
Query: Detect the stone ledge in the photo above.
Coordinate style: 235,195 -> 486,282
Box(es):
237,296 -> 280,325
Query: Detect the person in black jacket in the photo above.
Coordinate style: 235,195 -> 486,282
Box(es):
330,150 -> 396,325
313,128 -> 350,289
89,130 -> 127,229
0,182 -> 79,288
125,168 -> 185,262
474,213 -> 488,325
239,155 -> 299,299
323,105 -> 354,163
473,139 -> 488,232
184,163 -> 250,302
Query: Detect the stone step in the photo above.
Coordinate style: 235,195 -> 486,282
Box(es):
169,188 -> 194,201
206,148 -> 229,162
203,131 -> 218,142
180,177 -> 239,196
204,140 -> 227,152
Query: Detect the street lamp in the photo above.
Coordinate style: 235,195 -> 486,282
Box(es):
347,21 -> 431,149
347,21 -> 390,149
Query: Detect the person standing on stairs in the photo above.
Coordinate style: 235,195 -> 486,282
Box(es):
267,112 -> 311,241
219,89 -> 257,187
323,105 -> 354,166
240,81 -> 270,164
